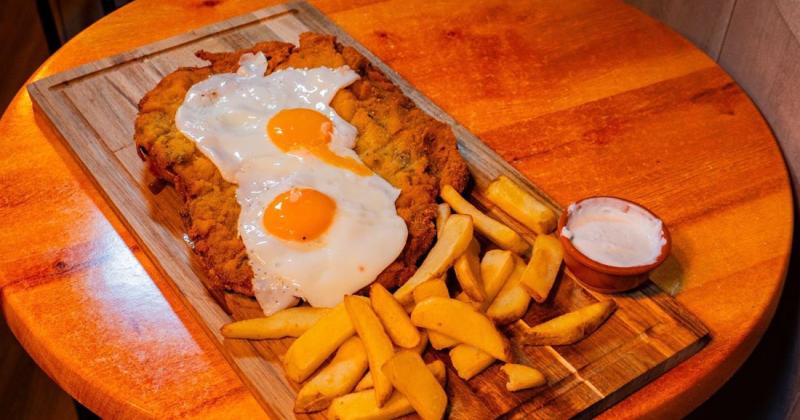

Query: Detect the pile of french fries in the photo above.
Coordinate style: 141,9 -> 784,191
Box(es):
221,175 -> 617,419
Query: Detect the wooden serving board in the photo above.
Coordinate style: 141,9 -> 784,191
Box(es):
28,2 -> 709,418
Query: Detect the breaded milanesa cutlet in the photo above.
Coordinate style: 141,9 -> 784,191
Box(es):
134,32 -> 469,297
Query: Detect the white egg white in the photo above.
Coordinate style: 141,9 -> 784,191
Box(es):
238,154 -> 407,312
175,52 -> 408,314
176,52 -> 360,182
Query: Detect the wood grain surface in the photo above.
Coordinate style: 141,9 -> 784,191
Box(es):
627,0 -> 800,206
0,0 -> 793,419
26,3 -> 708,417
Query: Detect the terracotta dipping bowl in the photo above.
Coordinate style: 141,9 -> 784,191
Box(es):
557,196 -> 671,294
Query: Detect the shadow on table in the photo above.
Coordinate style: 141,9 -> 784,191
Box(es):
689,203 -> 799,419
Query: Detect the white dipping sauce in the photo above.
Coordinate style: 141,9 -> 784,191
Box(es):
561,197 -> 666,267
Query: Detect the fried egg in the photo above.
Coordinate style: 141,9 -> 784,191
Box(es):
176,52 -> 408,314
176,52 -> 360,181
237,154 -> 407,311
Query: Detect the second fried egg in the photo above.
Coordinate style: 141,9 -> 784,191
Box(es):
237,154 -> 407,311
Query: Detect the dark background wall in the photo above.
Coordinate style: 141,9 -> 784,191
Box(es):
0,0 -> 48,111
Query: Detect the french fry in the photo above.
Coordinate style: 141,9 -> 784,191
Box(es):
394,214 -> 474,305
500,363 -> 547,391
453,239 -> 485,302
412,277 -> 449,303
326,391 -> 417,420
221,307 -> 330,340
344,296 -> 395,406
486,257 -> 531,325
455,291 -> 480,309
410,330 -> 429,355
436,203 -> 451,238
426,360 -> 447,383
485,175 -> 557,234
521,234 -> 564,303
294,336 -> 368,413
430,332 -> 459,350
353,371 -> 373,392
356,359 -> 445,392
479,249 -> 515,311
382,351 -> 448,420
456,248 -> 514,310
411,297 -> 511,361
412,278 -> 459,350
509,300 -> 617,346
440,184 -> 530,254
449,344 -> 495,380
402,299 -> 416,314
370,284 -> 421,348
327,362 -> 446,420
283,302 -> 355,383
354,332 -> 428,391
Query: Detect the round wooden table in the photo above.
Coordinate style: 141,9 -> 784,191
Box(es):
0,0 -> 793,418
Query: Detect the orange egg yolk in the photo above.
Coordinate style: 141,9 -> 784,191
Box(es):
267,108 -> 372,176
263,188 -> 336,242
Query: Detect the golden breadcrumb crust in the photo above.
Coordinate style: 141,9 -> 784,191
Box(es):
134,32 -> 469,296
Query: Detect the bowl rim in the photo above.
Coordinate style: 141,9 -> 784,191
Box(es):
557,196 -> 671,276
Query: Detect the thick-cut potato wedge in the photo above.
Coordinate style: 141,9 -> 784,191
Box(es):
500,363 -> 547,391
221,307 -> 330,339
510,300 -> 617,346
453,239 -> 485,302
355,358 -> 440,393
412,277 -> 449,303
486,257 -> 531,325
402,301 -> 416,314
456,249 -> 515,311
326,391 -> 417,420
411,297 -> 511,361
370,284 -> 421,348
426,360 -> 447,383
436,203 -> 451,238
382,351 -> 448,420
485,175 -> 557,235
327,362 -> 446,420
354,332 -> 428,391
353,371 -> 373,392
411,278 -> 459,350
440,184 -> 530,254
344,296 -> 395,406
455,291 -> 480,309
521,234 -> 564,303
284,302 -> 355,383
294,336 -> 368,413
479,249 -> 515,311
449,344 -> 494,380
410,330 -> 429,355
454,249 -> 514,312
394,214 -> 474,305
429,334 -> 459,350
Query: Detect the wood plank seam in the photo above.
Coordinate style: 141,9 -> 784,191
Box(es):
545,346 -> 606,399
716,0 -> 740,60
